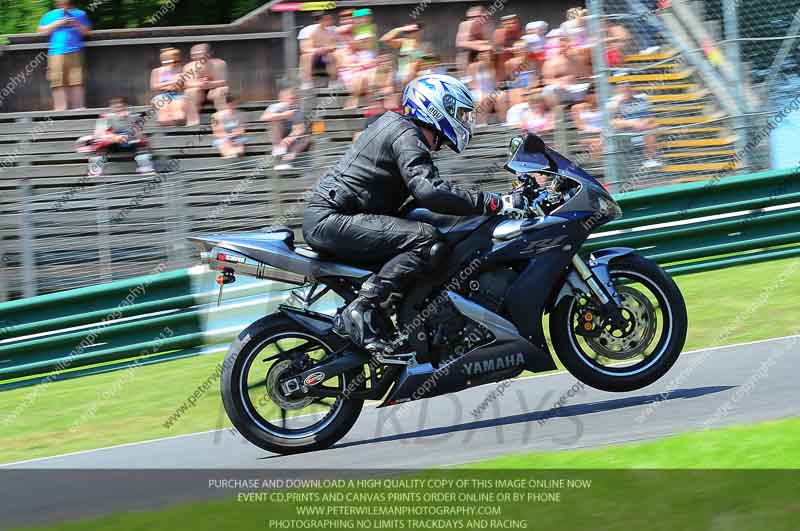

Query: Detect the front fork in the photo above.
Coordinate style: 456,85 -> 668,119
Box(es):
566,251 -> 631,330
571,255 -> 624,307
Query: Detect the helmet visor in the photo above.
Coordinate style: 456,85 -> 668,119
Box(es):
455,106 -> 475,131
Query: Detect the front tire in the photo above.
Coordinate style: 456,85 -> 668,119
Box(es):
550,254 -> 687,392
221,315 -> 364,455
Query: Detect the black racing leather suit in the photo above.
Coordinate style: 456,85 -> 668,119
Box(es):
303,111 -> 491,295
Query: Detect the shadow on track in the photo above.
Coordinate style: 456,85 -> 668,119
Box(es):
260,385 -> 734,458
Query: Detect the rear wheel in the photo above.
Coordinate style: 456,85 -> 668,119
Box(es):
221,315 -> 364,454
550,254 -> 687,392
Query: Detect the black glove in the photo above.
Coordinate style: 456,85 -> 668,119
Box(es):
483,192 -> 528,217
482,192 -> 503,215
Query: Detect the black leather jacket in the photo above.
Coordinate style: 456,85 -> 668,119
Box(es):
307,112 -> 487,216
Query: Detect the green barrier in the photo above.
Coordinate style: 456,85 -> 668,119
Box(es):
1,168 -> 799,387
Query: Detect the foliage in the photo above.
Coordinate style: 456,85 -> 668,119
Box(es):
0,0 -> 268,35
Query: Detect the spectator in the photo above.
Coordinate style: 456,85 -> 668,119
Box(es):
183,43 -> 229,126
505,40 -> 537,107
337,33 -> 376,109
456,6 -> 491,76
541,36 -> 590,106
261,88 -> 312,170
211,93 -> 247,159
611,82 -> 661,168
75,97 -> 153,177
571,84 -> 604,160
300,12 -> 339,90
373,54 -> 401,111
467,49 -> 506,125
150,47 -> 186,126
352,8 -> 377,47
606,20 -> 631,68
38,0 -> 90,111
380,23 -> 426,86
506,90 -> 554,134
523,20 -> 548,74
562,8 -> 594,79
493,14 -> 522,83
336,9 -> 354,49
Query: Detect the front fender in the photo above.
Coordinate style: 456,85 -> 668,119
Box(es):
552,247 -> 635,308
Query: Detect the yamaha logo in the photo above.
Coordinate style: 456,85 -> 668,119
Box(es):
463,353 -> 525,376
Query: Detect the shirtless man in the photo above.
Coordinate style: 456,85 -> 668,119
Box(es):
300,12 -> 339,89
183,43 -> 229,126
493,14 -> 522,83
456,6 -> 490,76
541,36 -> 587,106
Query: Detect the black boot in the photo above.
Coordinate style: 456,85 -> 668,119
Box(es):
334,277 -> 393,353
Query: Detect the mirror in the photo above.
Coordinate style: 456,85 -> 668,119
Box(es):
507,136 -> 523,160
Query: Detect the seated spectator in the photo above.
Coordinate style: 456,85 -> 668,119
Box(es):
505,40 -> 538,107
261,88 -> 312,170
300,12 -> 339,90
336,9 -> 354,49
75,97 -> 153,177
562,8 -> 594,79
541,36 -> 590,106
373,54 -> 401,111
456,6 -> 491,76
352,8 -> 377,48
337,34 -> 376,109
467,49 -> 506,125
494,14 -> 523,84
183,43 -> 229,126
38,0 -> 91,111
606,20 -> 631,68
571,85 -> 604,160
611,82 -> 661,168
523,20 -> 548,73
380,23 -> 427,86
150,47 -> 186,126
506,91 -> 554,134
211,93 -> 247,159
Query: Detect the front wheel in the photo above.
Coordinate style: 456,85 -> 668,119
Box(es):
550,254 -> 687,392
221,315 -> 364,455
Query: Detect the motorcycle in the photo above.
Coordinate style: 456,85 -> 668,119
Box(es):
189,133 -> 688,455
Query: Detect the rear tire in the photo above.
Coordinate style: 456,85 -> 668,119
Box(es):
221,315 -> 364,455
550,254 -> 687,392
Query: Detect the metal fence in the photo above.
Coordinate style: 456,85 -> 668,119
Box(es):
587,0 -> 800,189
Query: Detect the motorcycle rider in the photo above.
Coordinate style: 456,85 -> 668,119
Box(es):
303,74 -> 524,353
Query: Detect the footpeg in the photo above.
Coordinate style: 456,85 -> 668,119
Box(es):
374,352 -> 417,366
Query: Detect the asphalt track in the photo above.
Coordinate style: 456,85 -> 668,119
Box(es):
3,335 -> 800,528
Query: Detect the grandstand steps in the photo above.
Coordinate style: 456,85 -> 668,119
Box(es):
651,104 -> 707,114
609,70 -> 694,83
661,148 -> 737,157
658,137 -> 737,149
654,115 -> 725,126
655,126 -> 724,136
647,90 -> 710,103
661,161 -> 741,172
632,83 -> 699,95
624,51 -> 681,63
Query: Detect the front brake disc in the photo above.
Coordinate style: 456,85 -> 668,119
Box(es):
586,286 -> 657,360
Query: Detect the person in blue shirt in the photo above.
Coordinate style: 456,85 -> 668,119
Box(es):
38,0 -> 91,111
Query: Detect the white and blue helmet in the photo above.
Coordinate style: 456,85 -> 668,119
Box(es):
402,74 -> 476,153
